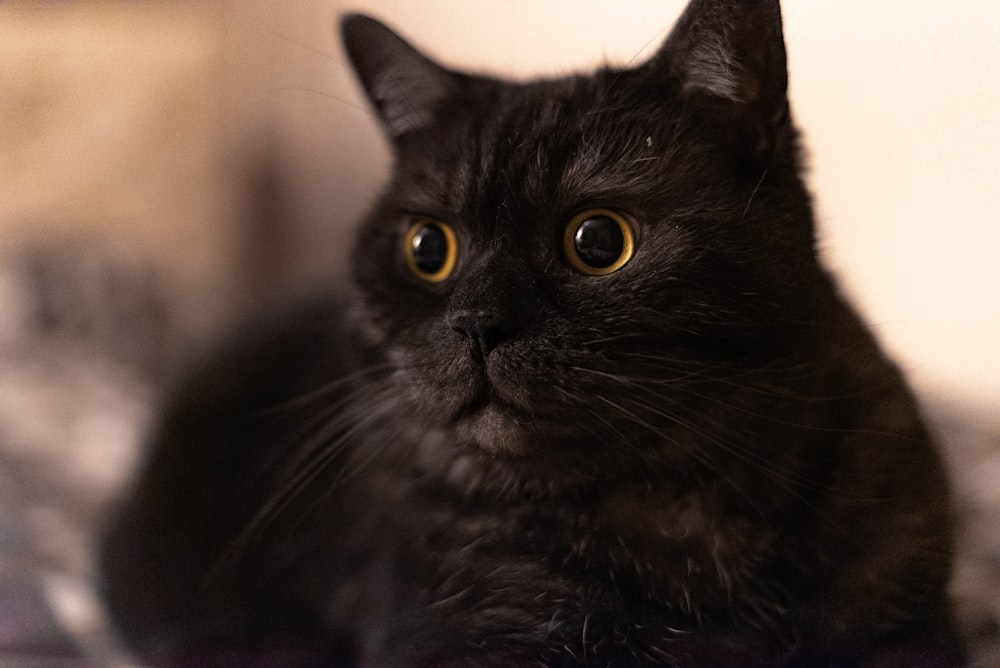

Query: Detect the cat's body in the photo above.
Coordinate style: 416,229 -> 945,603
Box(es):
100,1 -> 963,666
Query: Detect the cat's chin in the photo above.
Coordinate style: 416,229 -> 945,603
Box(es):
454,404 -> 532,456
452,405 -> 581,462
452,403 -> 575,458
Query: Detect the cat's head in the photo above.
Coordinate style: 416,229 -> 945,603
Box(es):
341,0 -> 824,472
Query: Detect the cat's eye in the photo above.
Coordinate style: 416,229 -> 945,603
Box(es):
563,209 -> 635,275
405,220 -> 458,282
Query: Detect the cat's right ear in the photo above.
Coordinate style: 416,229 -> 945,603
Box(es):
650,0 -> 790,163
340,14 -> 459,140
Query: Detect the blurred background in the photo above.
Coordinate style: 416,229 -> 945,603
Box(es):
0,0 -> 997,664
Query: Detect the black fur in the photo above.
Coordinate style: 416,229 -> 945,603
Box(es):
100,1 -> 964,665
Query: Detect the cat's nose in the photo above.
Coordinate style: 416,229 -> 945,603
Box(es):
447,308 -> 520,363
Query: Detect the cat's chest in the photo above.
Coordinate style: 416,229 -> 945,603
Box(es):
325,425 -> 788,627
583,483 -> 783,618
396,467 -> 774,606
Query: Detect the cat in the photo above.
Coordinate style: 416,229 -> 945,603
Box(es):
99,0 -> 965,665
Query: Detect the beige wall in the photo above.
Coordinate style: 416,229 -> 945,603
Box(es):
0,2 -> 241,336
2,1 -> 997,402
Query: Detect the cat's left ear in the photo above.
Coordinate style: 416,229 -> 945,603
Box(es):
341,14 -> 459,140
651,0 -> 790,162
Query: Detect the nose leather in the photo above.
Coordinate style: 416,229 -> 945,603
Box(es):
447,308 -> 519,362
445,248 -> 537,363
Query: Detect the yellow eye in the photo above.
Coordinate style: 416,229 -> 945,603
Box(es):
405,220 -> 458,282
563,208 -> 635,275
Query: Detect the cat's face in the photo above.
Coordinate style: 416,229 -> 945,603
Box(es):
344,1 -> 821,468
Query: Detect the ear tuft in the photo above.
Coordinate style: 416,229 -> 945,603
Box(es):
677,32 -> 744,103
340,14 -> 457,139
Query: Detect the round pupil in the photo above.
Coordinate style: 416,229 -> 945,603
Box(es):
574,216 -> 624,268
412,224 -> 449,273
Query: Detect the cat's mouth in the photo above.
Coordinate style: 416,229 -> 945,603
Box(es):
453,401 -> 537,455
449,377 -> 565,455
454,383 -> 526,425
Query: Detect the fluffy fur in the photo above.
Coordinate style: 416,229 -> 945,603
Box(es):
100,1 -> 964,665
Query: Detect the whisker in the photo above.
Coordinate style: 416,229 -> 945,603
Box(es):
566,364 -> 856,509
203,373 -> 404,588
742,168 -> 769,218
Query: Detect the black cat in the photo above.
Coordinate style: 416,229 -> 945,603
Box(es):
100,1 -> 965,665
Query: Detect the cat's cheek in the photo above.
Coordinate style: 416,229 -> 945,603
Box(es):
386,346 -> 478,421
346,292 -> 393,349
